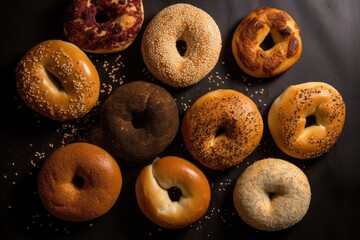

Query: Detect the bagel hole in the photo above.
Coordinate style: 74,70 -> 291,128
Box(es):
215,126 -> 227,138
305,115 -> 317,128
45,68 -> 65,92
260,33 -> 275,51
72,175 -> 85,189
268,192 -> 276,200
167,186 -> 182,202
95,10 -> 110,23
131,111 -> 147,129
176,40 -> 187,56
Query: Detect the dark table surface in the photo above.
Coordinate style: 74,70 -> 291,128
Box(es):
1,0 -> 360,239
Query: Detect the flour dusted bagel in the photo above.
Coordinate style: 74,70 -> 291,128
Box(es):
141,3 -> 222,87
135,156 -> 211,229
268,82 -> 346,159
101,81 -> 179,162
182,89 -> 263,170
233,158 -> 311,231
16,40 -> 100,121
64,0 -> 144,53
37,142 -> 122,222
232,7 -> 302,78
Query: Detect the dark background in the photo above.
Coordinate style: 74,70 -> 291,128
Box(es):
1,0 -> 360,239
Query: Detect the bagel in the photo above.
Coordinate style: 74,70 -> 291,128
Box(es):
16,40 -> 100,121
100,81 -> 179,162
135,156 -> 211,229
37,142 -> 122,222
182,89 -> 263,170
141,3 -> 222,87
268,82 -> 346,159
64,0 -> 144,53
233,158 -> 311,231
232,7 -> 302,78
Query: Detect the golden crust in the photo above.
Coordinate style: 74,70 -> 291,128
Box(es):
16,40 -> 100,121
233,158 -> 311,231
141,3 -> 222,87
268,82 -> 346,159
37,142 -> 122,222
135,156 -> 211,229
182,89 -> 263,170
232,7 -> 302,78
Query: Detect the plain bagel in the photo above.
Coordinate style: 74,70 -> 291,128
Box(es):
135,156 -> 211,229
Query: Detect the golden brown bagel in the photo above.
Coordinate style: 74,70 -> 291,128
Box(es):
135,156 -> 211,229
141,3 -> 222,87
37,142 -> 122,222
16,40 -> 100,121
232,7 -> 302,78
182,89 -> 263,170
233,158 -> 311,231
268,82 -> 346,159
64,0 -> 144,53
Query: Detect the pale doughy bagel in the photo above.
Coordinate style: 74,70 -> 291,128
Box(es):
16,40 -> 100,121
135,156 -> 211,229
141,3 -> 222,87
233,158 -> 311,231
232,7 -> 302,78
182,89 -> 263,170
64,0 -> 144,53
268,82 -> 346,159
37,142 -> 122,222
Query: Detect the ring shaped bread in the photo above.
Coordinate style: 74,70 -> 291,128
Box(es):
37,142 -> 122,222
233,158 -> 311,231
182,89 -> 263,170
64,0 -> 144,53
268,82 -> 346,159
141,3 -> 222,87
16,40 -> 100,121
135,156 -> 211,229
101,81 -> 179,162
232,7 -> 302,78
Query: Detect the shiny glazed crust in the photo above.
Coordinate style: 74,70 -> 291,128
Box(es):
268,82 -> 346,159
182,89 -> 263,170
141,3 -> 222,87
135,156 -> 211,229
232,7 -> 302,78
64,0 -> 144,53
100,81 -> 179,162
37,142 -> 122,222
233,158 -> 311,231
16,40 -> 100,121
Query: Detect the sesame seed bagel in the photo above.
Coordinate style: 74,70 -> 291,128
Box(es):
233,158 -> 311,231
182,89 -> 263,170
16,40 -> 100,121
64,0 -> 144,53
232,7 -> 302,78
135,156 -> 211,229
141,3 -> 222,87
268,82 -> 346,159
37,142 -> 122,222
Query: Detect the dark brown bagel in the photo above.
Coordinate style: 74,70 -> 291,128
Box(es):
101,81 -> 179,162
